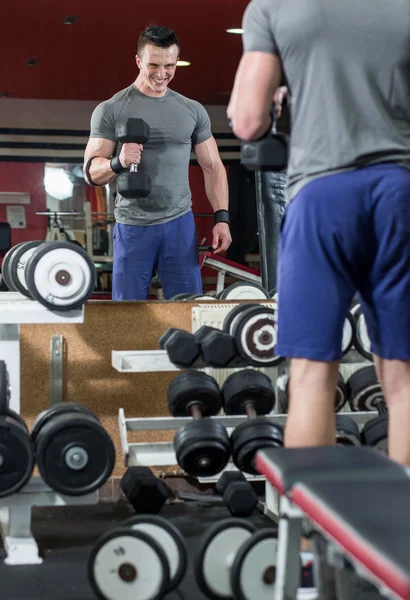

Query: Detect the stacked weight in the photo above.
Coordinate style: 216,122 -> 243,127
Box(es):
2,240 -> 96,311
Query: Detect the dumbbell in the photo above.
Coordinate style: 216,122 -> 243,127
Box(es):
116,118 -> 151,199
168,370 -> 230,477
218,282 -> 271,300
31,402 -> 115,496
0,408 -> 34,497
240,109 -> 289,173
222,370 -> 284,475
351,303 -> 372,361
361,397 -> 388,453
120,466 -> 169,514
215,471 -> 258,517
335,414 -> 361,446
88,514 -> 188,600
347,365 -> 383,411
196,518 -> 300,600
0,360 -> 11,414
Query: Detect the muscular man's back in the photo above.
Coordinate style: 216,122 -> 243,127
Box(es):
244,0 -> 410,198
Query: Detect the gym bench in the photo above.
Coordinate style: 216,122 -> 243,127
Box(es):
255,446 -> 410,600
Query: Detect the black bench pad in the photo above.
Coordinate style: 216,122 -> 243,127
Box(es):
255,446 -> 407,494
292,479 -> 410,600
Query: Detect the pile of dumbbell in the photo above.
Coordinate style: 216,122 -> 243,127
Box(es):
88,511 -> 285,600
2,240 -> 96,311
169,282 -> 273,302
0,360 -> 115,498
159,302 -> 284,369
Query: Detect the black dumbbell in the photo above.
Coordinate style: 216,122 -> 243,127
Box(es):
198,326 -> 242,368
0,409 -> 34,497
159,328 -> 206,368
0,360 -> 11,414
121,466 -> 169,514
240,110 -> 289,173
116,118 -> 151,199
31,402 -> 115,496
168,371 -> 230,477
361,397 -> 388,453
222,370 -> 284,475
347,365 -> 383,411
335,414 -> 361,446
215,471 -> 258,517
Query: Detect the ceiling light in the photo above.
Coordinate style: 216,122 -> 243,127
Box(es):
177,60 -> 191,67
63,16 -> 78,24
226,28 -> 244,34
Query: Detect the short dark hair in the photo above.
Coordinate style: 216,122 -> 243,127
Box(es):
137,25 -> 180,55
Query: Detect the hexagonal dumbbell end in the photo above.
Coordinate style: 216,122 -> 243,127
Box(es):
159,328 -> 203,368
216,471 -> 258,517
120,466 -> 169,514
197,327 -> 240,368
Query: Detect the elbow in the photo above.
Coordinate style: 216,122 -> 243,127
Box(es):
232,118 -> 266,142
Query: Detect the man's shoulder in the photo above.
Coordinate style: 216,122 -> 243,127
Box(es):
167,89 -> 205,113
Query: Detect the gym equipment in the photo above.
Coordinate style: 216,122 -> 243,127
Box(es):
283,371 -> 347,413
222,370 -> 283,474
0,360 -> 10,414
167,371 -> 230,477
0,409 -> 34,497
351,303 -> 372,360
123,514 -> 187,592
195,518 -> 256,599
116,118 -> 151,199
230,528 -> 280,600
230,304 -> 284,367
256,446 -> 409,600
120,466 -> 169,514
241,125 -> 289,172
222,302 -> 262,336
32,403 -> 115,496
5,240 -> 44,297
1,241 -> 30,291
0,221 -> 11,253
215,471 -> 258,517
25,241 -> 96,311
88,526 -> 169,600
347,365 -> 383,411
361,398 -> 388,453
169,293 -> 194,301
159,327 -> 203,368
341,312 -> 355,355
335,414 -> 361,446
218,281 -> 270,300
197,326 -> 239,368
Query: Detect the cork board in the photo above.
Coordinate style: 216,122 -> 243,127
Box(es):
20,301 -> 197,477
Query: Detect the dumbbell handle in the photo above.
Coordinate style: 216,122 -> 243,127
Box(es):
189,403 -> 204,420
243,401 -> 258,420
130,164 -> 139,172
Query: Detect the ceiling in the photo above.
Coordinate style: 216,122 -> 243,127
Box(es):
0,0 -> 249,105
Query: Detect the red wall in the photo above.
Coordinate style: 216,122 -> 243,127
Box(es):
0,163 -> 48,250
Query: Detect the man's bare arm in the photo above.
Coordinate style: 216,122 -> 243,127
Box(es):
227,52 -> 283,141
83,138 -> 117,186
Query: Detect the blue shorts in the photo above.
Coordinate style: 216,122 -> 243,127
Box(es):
112,211 -> 202,300
276,163 -> 410,361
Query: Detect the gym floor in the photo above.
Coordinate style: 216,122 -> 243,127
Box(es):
0,498 -> 273,600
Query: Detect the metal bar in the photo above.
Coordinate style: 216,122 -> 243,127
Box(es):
50,335 -> 64,406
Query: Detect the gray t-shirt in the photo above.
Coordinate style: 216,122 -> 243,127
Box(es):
90,85 -> 212,225
243,0 -> 410,200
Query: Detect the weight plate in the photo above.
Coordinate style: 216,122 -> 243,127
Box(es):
341,312 -> 355,355
31,402 -> 99,444
361,416 -> 388,454
7,408 -> 28,432
195,518 -> 256,600
0,414 -> 34,497
219,282 -> 270,300
9,240 -> 44,298
169,293 -> 193,301
1,243 -> 27,291
231,529 -> 279,600
25,241 -> 96,311
351,305 -> 373,361
88,527 -> 169,600
188,295 -> 217,301
36,412 -> 115,495
167,370 -> 222,417
222,370 -> 275,416
231,418 -> 284,475
232,305 -> 283,367
347,366 -> 383,411
335,373 -> 347,412
335,415 -> 361,447
0,360 -> 10,414
222,303 -> 261,335
173,419 -> 230,477
123,515 -> 187,592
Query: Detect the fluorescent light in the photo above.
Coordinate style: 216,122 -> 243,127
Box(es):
44,166 -> 73,201
226,28 -> 244,34
177,60 -> 191,67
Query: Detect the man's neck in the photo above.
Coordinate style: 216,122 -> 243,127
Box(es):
133,75 -> 168,98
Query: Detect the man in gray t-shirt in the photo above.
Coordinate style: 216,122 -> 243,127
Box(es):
83,25 -> 231,300
228,0 -> 410,467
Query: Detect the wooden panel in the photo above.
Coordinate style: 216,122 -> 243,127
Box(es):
20,300 -> 195,477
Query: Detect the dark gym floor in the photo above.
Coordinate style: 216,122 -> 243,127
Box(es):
0,498 -> 274,600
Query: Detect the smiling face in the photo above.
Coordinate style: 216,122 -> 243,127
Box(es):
135,44 -> 179,97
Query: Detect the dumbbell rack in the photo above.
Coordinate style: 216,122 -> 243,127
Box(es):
0,291 -> 98,566
113,303 -> 378,521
